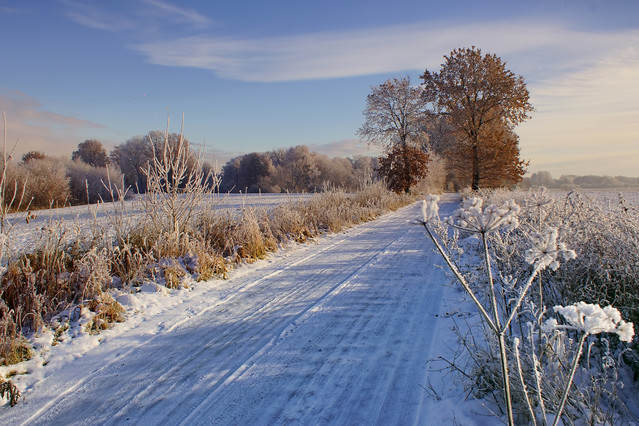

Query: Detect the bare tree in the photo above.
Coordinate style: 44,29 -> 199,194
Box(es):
143,115 -> 219,241
421,46 -> 533,190
357,76 -> 426,150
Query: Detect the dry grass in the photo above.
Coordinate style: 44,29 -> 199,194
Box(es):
0,335 -> 32,366
85,293 -> 125,334
0,378 -> 21,406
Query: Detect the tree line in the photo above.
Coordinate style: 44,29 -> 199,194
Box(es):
3,130 -> 210,210
219,145 -> 376,193
5,129 -> 380,211
524,171 -> 639,190
358,46 -> 533,193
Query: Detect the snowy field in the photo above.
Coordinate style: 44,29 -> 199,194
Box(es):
4,192 -> 314,253
0,197 -> 488,425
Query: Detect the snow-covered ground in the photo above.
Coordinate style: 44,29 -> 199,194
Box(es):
4,192 -> 314,253
0,197 -> 493,425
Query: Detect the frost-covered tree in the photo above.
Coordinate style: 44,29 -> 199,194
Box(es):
111,130 -> 198,193
21,150 -> 46,163
357,76 -> 426,150
72,139 -> 110,167
358,76 -> 430,192
421,47 -> 533,189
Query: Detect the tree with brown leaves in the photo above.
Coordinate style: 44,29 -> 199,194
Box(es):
377,144 -> 429,194
421,47 -> 533,190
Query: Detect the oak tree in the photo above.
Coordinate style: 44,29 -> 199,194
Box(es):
376,144 -> 429,194
421,47 -> 533,189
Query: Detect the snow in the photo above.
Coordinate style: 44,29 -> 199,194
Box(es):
547,302 -> 635,342
0,196 -> 496,424
3,193 -> 314,253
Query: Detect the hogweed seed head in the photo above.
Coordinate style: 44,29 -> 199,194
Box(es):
525,227 -> 576,271
447,197 -> 520,234
543,302 -> 635,342
421,195 -> 440,224
527,186 -> 554,209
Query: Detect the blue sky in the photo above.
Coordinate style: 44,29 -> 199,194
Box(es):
1,0 -> 638,177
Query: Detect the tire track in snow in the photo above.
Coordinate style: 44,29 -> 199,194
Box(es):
179,218 -> 415,424
13,206 -> 422,425
188,212 -> 447,425
16,212 -> 379,425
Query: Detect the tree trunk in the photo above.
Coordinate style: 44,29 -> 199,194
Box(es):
471,141 -> 480,190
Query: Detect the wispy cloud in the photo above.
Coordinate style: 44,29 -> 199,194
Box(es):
1,90 -> 106,157
140,0 -> 210,28
62,0 -> 134,32
62,0 -> 211,33
309,139 -> 382,159
131,20 -> 638,82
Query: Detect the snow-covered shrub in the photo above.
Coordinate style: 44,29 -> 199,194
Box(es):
421,189 -> 637,425
267,203 -> 313,243
142,117 -> 219,244
66,160 -> 126,205
3,158 -> 69,210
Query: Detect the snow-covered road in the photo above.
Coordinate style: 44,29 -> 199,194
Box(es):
2,200 -> 459,425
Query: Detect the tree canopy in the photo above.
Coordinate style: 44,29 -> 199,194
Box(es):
72,139 -> 110,168
357,76 -> 426,150
421,46 -> 533,189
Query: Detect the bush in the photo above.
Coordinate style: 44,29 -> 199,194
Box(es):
421,189 -> 638,425
3,158 -> 69,210
65,160 -> 126,204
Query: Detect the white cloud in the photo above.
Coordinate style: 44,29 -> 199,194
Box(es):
140,0 -> 210,28
131,20 -> 639,83
308,139 -> 382,159
62,1 -> 134,32
62,0 -> 211,33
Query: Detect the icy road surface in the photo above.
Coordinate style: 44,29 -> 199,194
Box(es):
1,200 -> 458,425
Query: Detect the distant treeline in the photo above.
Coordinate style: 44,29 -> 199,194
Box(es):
523,171 -> 639,190
219,145 -> 378,193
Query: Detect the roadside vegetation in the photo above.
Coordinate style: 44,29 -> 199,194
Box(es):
422,188 -> 638,425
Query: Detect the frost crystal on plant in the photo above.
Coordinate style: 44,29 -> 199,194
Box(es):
545,302 -> 635,342
421,195 -> 440,224
446,197 -> 520,234
527,186 -> 554,209
525,227 -> 576,271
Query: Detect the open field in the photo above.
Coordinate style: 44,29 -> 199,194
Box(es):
4,193 -> 315,254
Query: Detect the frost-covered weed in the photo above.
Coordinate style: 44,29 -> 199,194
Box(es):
421,188 -> 637,425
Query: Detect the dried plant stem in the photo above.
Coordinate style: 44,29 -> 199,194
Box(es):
552,332 -> 588,426
514,338 -> 537,426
